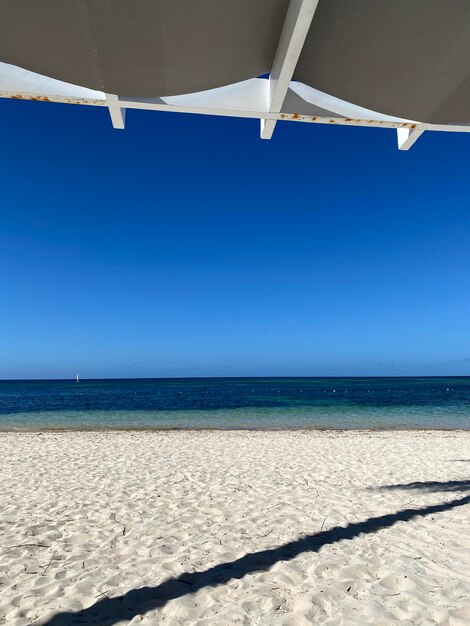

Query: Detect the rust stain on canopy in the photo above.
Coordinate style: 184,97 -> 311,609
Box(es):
2,92 -> 106,106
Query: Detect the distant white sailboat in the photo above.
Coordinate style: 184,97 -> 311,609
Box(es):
76,374 -> 80,383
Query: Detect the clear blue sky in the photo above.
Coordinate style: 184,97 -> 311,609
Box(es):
1,97 -> 469,378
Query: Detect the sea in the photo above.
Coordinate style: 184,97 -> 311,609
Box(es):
0,377 -> 469,430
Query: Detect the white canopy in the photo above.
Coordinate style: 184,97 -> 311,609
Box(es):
2,0 -> 470,150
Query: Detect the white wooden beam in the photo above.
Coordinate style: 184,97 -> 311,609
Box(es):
397,128 -> 424,150
3,65 -> 470,141
5,86 -> 470,136
261,0 -> 319,139
106,93 -> 126,129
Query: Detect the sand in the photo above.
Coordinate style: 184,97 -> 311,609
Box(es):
0,430 -> 469,626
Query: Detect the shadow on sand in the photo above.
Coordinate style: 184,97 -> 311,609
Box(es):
373,479 -> 470,494
41,480 -> 469,626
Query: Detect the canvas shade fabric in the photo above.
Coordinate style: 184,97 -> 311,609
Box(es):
1,0 -> 470,123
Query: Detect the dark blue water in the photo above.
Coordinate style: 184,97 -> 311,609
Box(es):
0,377 -> 469,430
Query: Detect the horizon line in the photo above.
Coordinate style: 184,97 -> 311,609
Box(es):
1,375 -> 470,382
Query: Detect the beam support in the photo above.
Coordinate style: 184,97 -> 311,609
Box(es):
261,0 -> 319,139
106,94 -> 126,129
397,128 -> 424,150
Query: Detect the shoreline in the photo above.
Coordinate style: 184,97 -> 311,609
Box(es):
1,425 -> 470,433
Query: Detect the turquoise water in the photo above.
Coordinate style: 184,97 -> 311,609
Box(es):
0,377 -> 469,430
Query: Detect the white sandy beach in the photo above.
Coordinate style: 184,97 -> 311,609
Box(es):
1,430 -> 469,625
